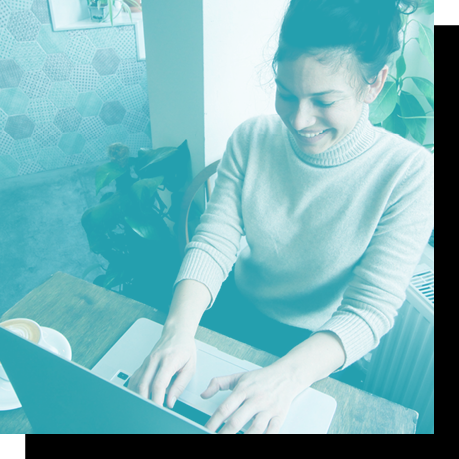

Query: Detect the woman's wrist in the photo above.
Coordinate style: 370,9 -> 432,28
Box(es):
273,331 -> 346,390
163,279 -> 212,338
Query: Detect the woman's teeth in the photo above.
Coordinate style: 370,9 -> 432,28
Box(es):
298,130 -> 327,138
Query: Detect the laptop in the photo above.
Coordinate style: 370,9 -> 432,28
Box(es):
0,318 -> 337,434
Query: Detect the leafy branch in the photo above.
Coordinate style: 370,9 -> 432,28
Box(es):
369,0 -> 434,151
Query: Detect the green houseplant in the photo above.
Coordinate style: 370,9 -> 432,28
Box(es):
370,0 -> 434,151
369,0 -> 434,247
87,0 -> 142,25
81,142 -> 200,310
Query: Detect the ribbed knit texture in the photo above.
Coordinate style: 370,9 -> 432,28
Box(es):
173,104 -> 434,370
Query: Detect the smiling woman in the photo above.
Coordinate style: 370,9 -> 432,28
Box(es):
127,0 -> 434,435
274,55 -> 388,154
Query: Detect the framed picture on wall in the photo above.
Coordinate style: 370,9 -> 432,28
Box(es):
48,0 -> 145,60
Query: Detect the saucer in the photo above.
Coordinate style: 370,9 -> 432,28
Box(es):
0,327 -> 72,411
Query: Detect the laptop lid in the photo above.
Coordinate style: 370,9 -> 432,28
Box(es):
0,326 -> 210,434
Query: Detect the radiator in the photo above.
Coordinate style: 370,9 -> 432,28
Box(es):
364,244 -> 435,435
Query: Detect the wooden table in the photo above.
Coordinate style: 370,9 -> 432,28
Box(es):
0,272 -> 418,434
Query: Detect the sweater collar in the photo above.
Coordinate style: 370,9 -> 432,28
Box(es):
285,104 -> 375,167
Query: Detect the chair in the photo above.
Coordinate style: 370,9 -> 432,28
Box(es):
177,160 -> 221,259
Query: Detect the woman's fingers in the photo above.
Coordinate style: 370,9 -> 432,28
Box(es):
149,360 -> 174,406
216,401 -> 260,434
128,355 -> 160,399
200,372 -> 244,399
166,361 -> 196,408
205,389 -> 247,433
128,338 -> 197,408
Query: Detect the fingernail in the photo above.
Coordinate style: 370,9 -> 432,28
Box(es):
169,396 -> 176,407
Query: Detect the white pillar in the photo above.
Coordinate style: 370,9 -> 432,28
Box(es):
142,0 -> 206,181
143,0 -> 287,183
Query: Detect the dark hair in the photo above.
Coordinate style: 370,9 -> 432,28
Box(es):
273,0 -> 420,99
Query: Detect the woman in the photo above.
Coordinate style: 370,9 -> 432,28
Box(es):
129,0 -> 434,434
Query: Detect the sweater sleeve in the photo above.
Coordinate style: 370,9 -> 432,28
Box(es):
314,148 -> 434,370
172,127 -> 248,307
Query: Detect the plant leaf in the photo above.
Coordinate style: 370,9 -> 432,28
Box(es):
399,91 -> 427,144
103,261 -> 124,289
409,76 -> 434,111
416,22 -> 434,70
382,104 -> 407,138
95,162 -> 128,195
108,0 -> 113,25
419,0 -> 434,15
369,80 -> 397,125
132,177 -> 164,203
93,274 -> 107,287
397,115 -> 434,119
138,147 -> 178,172
124,215 -> 161,241
122,2 -> 133,23
82,263 -> 105,280
396,55 -> 406,80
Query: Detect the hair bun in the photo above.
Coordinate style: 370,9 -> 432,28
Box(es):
354,0 -> 419,17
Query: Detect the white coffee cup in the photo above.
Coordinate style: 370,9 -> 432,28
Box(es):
0,318 -> 47,382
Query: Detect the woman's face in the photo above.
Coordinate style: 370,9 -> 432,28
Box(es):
275,54 -> 387,155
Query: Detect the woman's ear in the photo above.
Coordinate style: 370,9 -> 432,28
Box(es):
363,65 -> 389,104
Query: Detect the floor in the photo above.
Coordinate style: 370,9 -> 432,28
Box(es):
0,162 -> 105,317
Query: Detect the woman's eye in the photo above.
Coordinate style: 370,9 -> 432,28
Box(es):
277,91 -> 336,107
316,101 -> 335,107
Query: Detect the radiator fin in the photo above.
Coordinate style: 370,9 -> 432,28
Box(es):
364,297 -> 434,434
411,269 -> 435,306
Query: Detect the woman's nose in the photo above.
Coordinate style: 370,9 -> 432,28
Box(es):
290,102 -> 317,131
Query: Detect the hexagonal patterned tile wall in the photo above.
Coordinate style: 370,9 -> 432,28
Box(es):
0,130 -> 14,156
32,122 -> 62,148
26,97 -> 58,123
11,41 -> 47,72
0,154 -> 19,180
67,35 -> 97,66
48,81 -> 78,109
43,53 -> 74,82
19,70 -> 51,99
0,60 -> 23,89
70,64 -> 100,93
4,115 -> 35,140
79,116 -> 106,141
0,5 -> 152,179
58,132 -> 86,156
10,0 -> 34,10
100,101 -> 126,126
0,109 -> 7,131
0,88 -> 29,115
37,25 -> 69,55
7,10 -> 41,42
54,107 -> 82,133
0,0 -> 11,29
92,48 -> 121,76
75,92 -> 103,118
31,0 -> 51,25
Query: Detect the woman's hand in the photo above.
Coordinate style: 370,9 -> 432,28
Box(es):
128,330 -> 196,409
200,364 -> 306,434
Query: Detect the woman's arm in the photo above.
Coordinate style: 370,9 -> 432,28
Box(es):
128,279 -> 211,407
276,331 -> 345,388
163,279 -> 212,337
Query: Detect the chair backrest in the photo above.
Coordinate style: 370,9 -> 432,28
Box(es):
177,160 -> 221,259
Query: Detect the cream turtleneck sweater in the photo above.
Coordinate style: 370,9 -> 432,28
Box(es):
173,104 -> 434,369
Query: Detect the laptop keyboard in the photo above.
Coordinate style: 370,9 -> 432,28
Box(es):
123,377 -> 243,434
